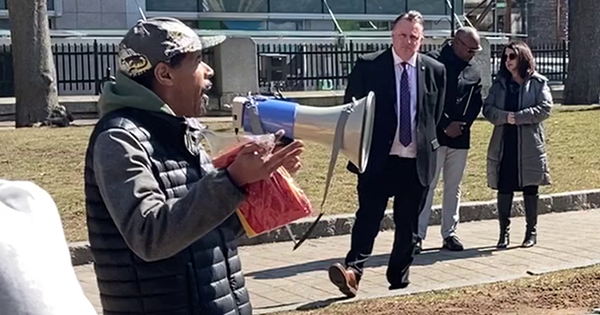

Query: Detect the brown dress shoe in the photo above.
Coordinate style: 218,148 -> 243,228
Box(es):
328,263 -> 359,298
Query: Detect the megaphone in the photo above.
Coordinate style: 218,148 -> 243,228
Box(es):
230,91 -> 376,174
228,91 -> 376,250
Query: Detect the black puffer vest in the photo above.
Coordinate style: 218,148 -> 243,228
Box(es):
84,108 -> 251,315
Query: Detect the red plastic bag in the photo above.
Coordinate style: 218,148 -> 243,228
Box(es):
210,135 -> 312,237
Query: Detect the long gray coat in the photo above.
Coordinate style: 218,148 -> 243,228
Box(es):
482,72 -> 553,190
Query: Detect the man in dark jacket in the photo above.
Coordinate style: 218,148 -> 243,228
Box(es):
417,27 -> 483,253
84,17 -> 304,315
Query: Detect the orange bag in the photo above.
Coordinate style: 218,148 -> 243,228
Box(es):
211,139 -> 312,238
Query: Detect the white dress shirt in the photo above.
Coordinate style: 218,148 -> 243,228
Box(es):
389,49 -> 418,158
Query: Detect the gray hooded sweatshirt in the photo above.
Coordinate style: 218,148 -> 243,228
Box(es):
90,71 -> 247,261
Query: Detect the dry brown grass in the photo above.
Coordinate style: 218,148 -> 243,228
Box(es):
1,107 -> 599,242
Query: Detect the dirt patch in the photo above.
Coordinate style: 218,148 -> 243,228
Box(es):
276,265 -> 600,315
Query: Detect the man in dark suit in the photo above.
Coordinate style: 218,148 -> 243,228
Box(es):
328,11 -> 446,297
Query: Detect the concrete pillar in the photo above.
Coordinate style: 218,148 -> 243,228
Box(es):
212,37 -> 259,111
473,37 -> 492,98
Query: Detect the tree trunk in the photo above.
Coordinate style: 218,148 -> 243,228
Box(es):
563,0 -> 600,105
7,0 -> 59,127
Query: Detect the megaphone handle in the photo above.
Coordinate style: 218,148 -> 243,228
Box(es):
293,107 -> 352,250
247,102 -> 265,134
320,110 -> 350,209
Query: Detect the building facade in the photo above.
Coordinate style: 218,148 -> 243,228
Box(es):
527,0 -> 568,45
0,0 -> 464,33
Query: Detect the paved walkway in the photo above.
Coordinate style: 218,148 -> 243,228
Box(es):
76,209 -> 600,314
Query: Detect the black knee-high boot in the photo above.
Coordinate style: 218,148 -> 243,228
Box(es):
522,194 -> 538,248
496,193 -> 513,249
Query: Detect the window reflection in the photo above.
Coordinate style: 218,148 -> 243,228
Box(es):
366,0 -> 407,14
407,0 -> 463,15
338,20 -> 391,31
268,20 -> 303,30
147,0 -> 199,12
144,0 -> 459,16
188,19 -> 267,30
202,0 -> 268,12
327,0 -> 364,14
305,20 -> 335,31
269,0 -> 322,13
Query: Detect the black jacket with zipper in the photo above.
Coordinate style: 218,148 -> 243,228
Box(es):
85,108 -> 251,315
428,43 -> 483,149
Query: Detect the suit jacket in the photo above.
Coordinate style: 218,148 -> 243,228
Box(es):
345,48 -> 447,187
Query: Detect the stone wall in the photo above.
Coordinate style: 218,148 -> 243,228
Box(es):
527,0 -> 568,46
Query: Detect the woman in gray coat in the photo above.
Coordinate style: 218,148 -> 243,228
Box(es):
483,41 -> 552,249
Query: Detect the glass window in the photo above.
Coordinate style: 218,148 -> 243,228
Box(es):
192,19 -> 267,30
366,0 -> 407,14
223,20 -> 267,29
269,0 -> 322,13
305,20 -> 334,31
337,20 -> 390,31
453,0 -> 464,15
268,20 -> 302,30
188,20 -> 221,29
147,0 -> 199,12
326,0 -> 364,14
407,0 -> 447,15
48,0 -> 54,11
202,0 -> 268,12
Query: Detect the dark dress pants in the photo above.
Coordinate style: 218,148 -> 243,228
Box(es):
344,155 -> 428,287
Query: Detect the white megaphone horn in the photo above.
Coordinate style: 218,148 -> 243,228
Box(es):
230,91 -> 376,174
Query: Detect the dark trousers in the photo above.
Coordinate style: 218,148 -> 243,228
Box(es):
499,185 -> 539,196
344,156 -> 428,287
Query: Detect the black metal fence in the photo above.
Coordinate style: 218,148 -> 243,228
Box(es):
0,41 -> 119,97
257,41 -> 442,92
0,39 -> 568,97
491,41 -> 568,82
258,40 -> 569,92
0,40 -> 215,97
0,45 -> 14,97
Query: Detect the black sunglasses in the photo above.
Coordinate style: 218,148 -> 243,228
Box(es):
505,53 -> 516,60
455,37 -> 479,54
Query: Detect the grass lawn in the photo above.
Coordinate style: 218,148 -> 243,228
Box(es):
273,264 -> 600,315
1,107 -> 599,242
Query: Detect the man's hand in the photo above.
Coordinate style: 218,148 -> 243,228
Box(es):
507,112 -> 516,125
275,146 -> 302,174
444,121 -> 466,138
226,136 -> 304,186
273,130 -> 302,174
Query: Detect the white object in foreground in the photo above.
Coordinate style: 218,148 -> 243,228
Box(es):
0,179 -> 96,315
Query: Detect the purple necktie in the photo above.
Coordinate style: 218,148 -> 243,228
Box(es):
399,62 -> 412,147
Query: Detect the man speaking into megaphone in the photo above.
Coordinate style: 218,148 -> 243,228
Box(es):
327,10 -> 447,297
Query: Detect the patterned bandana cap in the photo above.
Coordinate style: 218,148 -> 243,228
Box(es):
118,17 -> 226,77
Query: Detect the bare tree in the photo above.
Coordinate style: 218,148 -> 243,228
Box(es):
7,0 -> 59,127
563,0 -> 600,105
